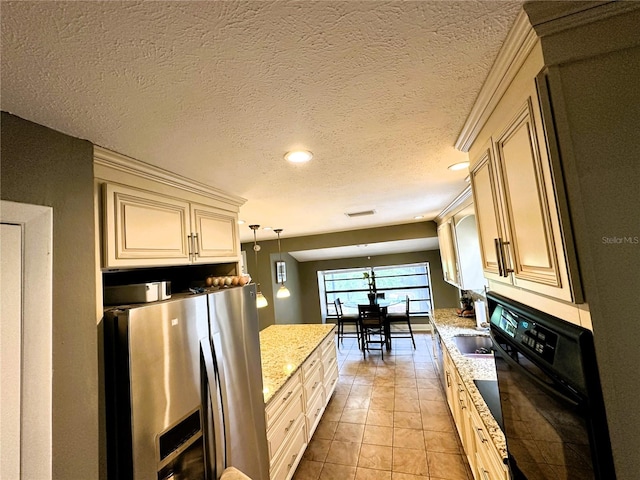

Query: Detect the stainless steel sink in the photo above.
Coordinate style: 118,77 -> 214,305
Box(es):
452,335 -> 494,357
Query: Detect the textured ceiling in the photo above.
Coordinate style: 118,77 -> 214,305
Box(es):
1,0 -> 523,244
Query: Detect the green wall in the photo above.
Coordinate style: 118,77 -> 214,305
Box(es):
1,112 -> 99,479
242,222 -> 459,328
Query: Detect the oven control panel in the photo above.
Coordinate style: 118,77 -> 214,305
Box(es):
520,322 -> 557,364
491,305 -> 558,364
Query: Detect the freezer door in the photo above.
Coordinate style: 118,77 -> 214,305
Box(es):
125,295 -> 209,479
208,285 -> 270,480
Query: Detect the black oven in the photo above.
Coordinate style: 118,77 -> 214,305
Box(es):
487,292 -> 615,479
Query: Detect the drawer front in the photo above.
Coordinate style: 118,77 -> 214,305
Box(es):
267,385 -> 305,460
266,371 -> 302,426
303,361 -> 324,406
305,386 -> 326,440
320,334 -> 336,360
302,351 -> 321,379
270,414 -> 307,480
323,362 -> 339,398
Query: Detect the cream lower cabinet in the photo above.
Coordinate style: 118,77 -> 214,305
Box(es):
266,335 -> 338,480
102,183 -> 238,268
469,43 -> 581,304
443,348 -> 508,480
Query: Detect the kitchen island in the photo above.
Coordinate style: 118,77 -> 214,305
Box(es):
259,324 -> 337,480
431,309 -> 509,479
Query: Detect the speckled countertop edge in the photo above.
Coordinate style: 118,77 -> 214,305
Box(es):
259,324 -> 336,405
432,308 -> 508,462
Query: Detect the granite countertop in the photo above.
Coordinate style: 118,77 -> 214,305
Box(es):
431,308 -> 508,462
259,324 -> 336,404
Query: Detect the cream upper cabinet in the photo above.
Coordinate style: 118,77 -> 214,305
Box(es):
469,43 -> 582,304
103,183 -> 191,266
436,187 -> 487,291
190,203 -> 239,262
102,183 -> 239,268
437,221 -> 460,286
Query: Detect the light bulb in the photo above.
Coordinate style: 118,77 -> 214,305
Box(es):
277,285 -> 291,298
256,292 -> 269,308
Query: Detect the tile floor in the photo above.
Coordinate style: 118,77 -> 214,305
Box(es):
293,333 -> 474,480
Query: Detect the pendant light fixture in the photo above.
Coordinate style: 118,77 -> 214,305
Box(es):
274,228 -> 290,299
249,224 -> 268,308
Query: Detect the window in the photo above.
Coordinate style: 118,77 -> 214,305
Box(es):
319,262 -> 433,319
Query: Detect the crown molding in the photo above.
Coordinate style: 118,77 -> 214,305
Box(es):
93,145 -> 246,207
435,185 -> 473,223
455,9 -> 538,152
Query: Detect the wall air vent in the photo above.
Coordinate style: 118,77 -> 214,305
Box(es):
345,210 -> 376,218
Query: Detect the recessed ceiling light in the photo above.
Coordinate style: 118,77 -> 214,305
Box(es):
237,219 -> 245,225
414,215 -> 424,220
263,227 -> 272,231
284,150 -> 313,163
448,161 -> 470,171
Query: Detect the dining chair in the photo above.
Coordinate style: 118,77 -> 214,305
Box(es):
386,296 -> 416,348
358,304 -> 387,359
335,298 -> 361,347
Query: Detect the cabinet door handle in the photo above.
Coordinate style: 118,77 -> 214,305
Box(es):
284,418 -> 295,432
312,381 -> 320,390
494,238 -> 504,276
481,469 -> 490,480
187,234 -> 194,260
193,233 -> 199,257
314,407 -> 321,418
501,239 -> 513,274
287,453 -> 298,470
459,398 -> 466,409
476,427 -> 488,443
281,390 -> 293,402
445,372 -> 451,388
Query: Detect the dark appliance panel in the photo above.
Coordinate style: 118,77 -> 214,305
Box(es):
488,292 -> 614,480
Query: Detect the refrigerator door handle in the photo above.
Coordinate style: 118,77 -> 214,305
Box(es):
200,337 -> 226,478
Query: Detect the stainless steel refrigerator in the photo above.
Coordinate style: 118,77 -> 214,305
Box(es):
104,284 -> 269,480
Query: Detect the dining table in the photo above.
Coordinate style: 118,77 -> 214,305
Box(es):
345,299 -> 404,351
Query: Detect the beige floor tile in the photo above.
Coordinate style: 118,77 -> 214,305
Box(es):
370,396 -> 395,412
417,387 -> 445,402
392,447 -> 429,476
356,467 -> 392,480
426,451 -> 469,479
341,408 -> 369,424
421,413 -> 454,433
363,424 -> 393,446
303,438 -> 332,462
314,419 -> 338,440
393,411 -> 423,430
334,422 -> 366,443
373,376 -> 396,387
328,394 -> 348,410
393,427 -> 425,450
395,367 -> 416,378
366,409 -> 394,428
393,396 -> 421,413
419,399 -> 449,416
372,386 -> 395,398
394,387 -> 419,400
346,395 -> 372,410
394,377 -> 417,388
350,385 -> 374,397
353,375 -> 375,386
423,429 -> 461,454
390,472 -> 428,480
294,459 -> 324,480
325,440 -> 361,466
415,368 -> 438,379
319,463 -> 357,480
358,444 -> 393,470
